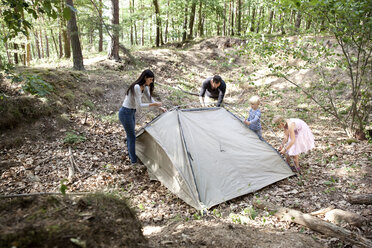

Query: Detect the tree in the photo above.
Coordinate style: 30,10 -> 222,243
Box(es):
153,0 -> 161,47
66,0 -> 85,70
108,0 -> 120,61
188,0 -> 197,40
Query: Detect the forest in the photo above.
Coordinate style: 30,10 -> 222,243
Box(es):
0,0 -> 371,247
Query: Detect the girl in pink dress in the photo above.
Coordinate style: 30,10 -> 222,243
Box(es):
272,116 -> 315,172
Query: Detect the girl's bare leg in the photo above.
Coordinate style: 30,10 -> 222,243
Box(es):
293,155 -> 299,168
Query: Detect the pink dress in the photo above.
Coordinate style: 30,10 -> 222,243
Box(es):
286,118 -> 315,156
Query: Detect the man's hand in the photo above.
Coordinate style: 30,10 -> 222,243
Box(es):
199,96 -> 206,107
244,120 -> 250,126
159,107 -> 167,112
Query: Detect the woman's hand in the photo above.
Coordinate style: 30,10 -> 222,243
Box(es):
159,107 -> 167,112
280,148 -> 287,154
151,102 -> 162,107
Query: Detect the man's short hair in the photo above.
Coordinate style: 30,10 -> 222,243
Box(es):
212,75 -> 222,84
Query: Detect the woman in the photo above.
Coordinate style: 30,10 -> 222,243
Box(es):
118,69 -> 166,165
272,115 -> 315,172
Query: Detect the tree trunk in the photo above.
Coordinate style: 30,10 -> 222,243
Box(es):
348,194 -> 372,205
230,0 -> 234,36
66,0 -> 85,70
295,11 -> 302,33
62,24 -> 71,58
253,200 -> 372,248
13,43 -> 19,64
250,7 -> 256,32
188,0 -> 197,40
39,30 -> 44,58
21,44 -> 26,66
51,29 -> 59,57
223,1 -> 226,36
58,16 -> 64,58
237,0 -> 241,35
5,41 -> 12,64
197,0 -> 203,37
108,0 -> 120,61
182,6 -> 188,42
256,7 -> 263,33
153,0 -> 161,47
268,9 -> 274,34
98,0 -> 103,52
164,0 -> 169,43
45,32 -> 50,58
34,31 -> 41,59
129,0 -> 134,46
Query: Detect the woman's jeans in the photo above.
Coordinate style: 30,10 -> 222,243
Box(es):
118,107 -> 137,163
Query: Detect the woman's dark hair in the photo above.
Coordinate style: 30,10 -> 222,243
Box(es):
126,69 -> 155,96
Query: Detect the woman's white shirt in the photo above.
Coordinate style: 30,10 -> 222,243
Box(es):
122,84 -> 155,109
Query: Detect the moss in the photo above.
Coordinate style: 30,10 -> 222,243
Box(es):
90,87 -> 104,97
0,96 -> 53,130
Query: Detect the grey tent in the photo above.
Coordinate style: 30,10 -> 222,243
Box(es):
136,107 -> 294,210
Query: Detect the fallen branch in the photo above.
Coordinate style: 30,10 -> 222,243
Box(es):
324,209 -> 366,228
310,206 -> 335,216
348,194 -> 372,205
253,200 -> 372,248
0,192 -> 91,199
68,146 -> 82,174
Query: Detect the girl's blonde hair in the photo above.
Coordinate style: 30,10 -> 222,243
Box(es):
272,115 -> 283,125
249,95 -> 260,104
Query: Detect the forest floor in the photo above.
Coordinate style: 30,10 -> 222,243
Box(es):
0,37 -> 371,247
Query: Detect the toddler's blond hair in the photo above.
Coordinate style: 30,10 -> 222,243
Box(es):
249,95 -> 260,105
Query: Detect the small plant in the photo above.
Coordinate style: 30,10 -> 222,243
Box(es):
230,213 -> 242,224
138,203 -> 145,211
63,131 -> 86,144
193,212 -> 201,220
60,179 -> 68,195
243,207 -> 258,220
21,74 -> 54,96
212,209 -> 222,218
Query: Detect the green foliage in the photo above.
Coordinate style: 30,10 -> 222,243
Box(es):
1,0 -> 61,41
60,179 -> 68,195
63,131 -> 86,145
4,68 -> 53,97
21,75 -> 54,97
243,207 -> 258,220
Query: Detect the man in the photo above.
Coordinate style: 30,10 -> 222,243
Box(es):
199,75 -> 226,107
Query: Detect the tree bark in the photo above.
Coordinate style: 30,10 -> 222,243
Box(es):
51,29 -> 59,56
39,30 -> 44,58
188,0 -> 197,40
268,9 -> 274,34
66,0 -> 85,70
164,0 -> 169,43
348,194 -> 372,205
182,5 -> 188,42
250,7 -> 256,32
108,0 -> 120,61
153,0 -> 161,47
98,0 -> 103,52
45,32 -> 50,58
237,0 -> 241,35
197,0 -> 203,37
295,11 -> 302,33
253,200 -> 372,248
13,43 -> 19,64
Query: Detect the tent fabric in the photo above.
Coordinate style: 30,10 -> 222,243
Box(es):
136,107 -> 294,210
